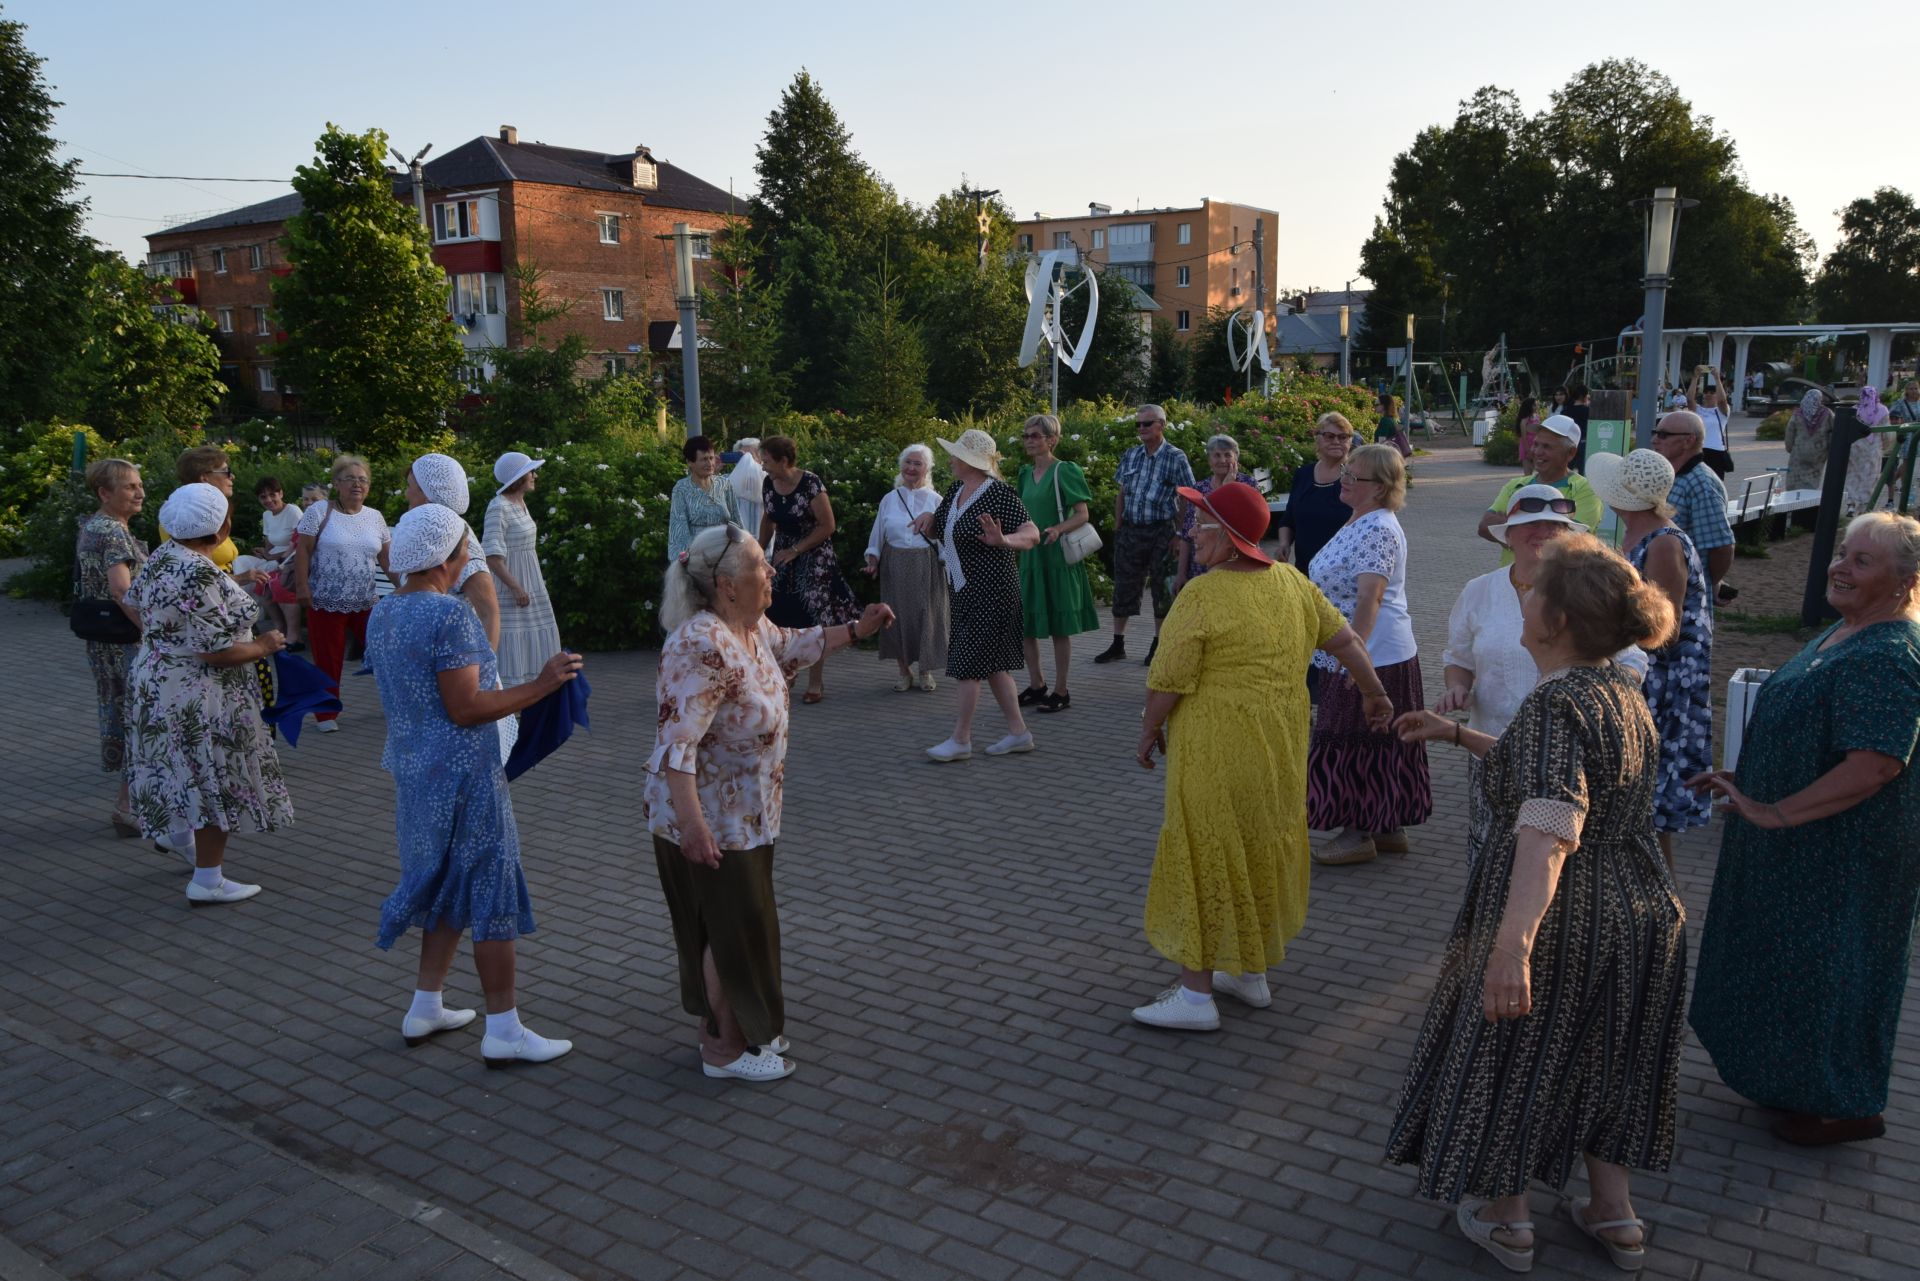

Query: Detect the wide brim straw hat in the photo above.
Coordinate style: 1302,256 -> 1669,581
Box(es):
1176,481 -> 1274,566
936,429 -> 1002,475
493,451 -> 545,491
1490,482 -> 1591,545
1587,449 -> 1675,513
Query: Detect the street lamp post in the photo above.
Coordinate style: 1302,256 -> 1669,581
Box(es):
1632,187 -> 1698,449
671,222 -> 702,438
1338,305 -> 1351,386
1402,313 -> 1415,437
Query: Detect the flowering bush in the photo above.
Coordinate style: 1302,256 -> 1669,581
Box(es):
0,422 -> 109,556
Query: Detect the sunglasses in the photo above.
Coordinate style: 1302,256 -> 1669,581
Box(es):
1314,431 -> 1351,442
1650,429 -> 1695,441
1339,468 -> 1379,483
1509,496 -> 1577,515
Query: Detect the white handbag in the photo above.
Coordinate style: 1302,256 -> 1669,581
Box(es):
1050,462 -> 1103,566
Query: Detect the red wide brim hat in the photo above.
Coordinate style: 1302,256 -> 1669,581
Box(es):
1176,482 -> 1274,566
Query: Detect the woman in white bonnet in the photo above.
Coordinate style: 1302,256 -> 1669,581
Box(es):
123,482 -> 292,905
405,452 -> 500,650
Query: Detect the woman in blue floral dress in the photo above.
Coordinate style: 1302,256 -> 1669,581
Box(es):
368,505 -> 585,1068
1590,451 -> 1714,860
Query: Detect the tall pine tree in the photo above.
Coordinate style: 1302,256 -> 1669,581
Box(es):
698,219 -> 792,434
843,261 -> 930,432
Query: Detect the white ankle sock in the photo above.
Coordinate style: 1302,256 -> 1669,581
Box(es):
190,866 -> 223,889
408,989 -> 445,1021
484,1008 -> 524,1042
1178,985 -> 1213,1005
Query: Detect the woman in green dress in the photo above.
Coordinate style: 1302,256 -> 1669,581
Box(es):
1015,413 -> 1099,714
1688,511 -> 1920,1147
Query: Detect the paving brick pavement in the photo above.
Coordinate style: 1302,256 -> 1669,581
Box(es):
2,428 -> 1916,1280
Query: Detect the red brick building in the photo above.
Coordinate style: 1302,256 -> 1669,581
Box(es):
143,127 -> 738,410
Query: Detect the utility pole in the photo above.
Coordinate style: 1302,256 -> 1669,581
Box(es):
1249,219 -> 1266,393
391,144 -> 433,229
663,223 -> 703,437
962,184 -> 1001,271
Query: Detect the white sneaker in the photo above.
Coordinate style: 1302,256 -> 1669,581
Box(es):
184,878 -> 261,906
1130,985 -> 1220,1031
315,720 -> 339,734
918,671 -> 937,692
481,1027 -> 573,1068
926,737 -> 971,762
984,731 -> 1035,756
1212,971 -> 1273,1009
402,1007 -> 477,1047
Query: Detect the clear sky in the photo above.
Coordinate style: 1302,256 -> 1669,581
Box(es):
17,0 -> 1896,301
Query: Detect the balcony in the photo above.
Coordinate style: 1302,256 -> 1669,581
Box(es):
1106,242 -> 1153,265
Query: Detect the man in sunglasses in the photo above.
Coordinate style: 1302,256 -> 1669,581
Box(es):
1651,408 -> 1735,599
1477,414 -> 1600,567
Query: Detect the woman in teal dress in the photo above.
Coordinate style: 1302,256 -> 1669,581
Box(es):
1688,512 -> 1920,1146
1015,413 -> 1099,714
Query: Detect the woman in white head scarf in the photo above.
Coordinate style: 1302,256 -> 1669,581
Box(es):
405,452 -> 499,650
366,505 -> 586,1067
123,483 -> 293,905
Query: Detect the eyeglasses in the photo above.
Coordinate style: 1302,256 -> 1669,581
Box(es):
1021,431 -> 1047,440
1509,496 -> 1578,515
207,466 -> 233,477
1196,522 -> 1222,531
337,476 -> 370,487
1339,468 -> 1379,483
1650,429 -> 1695,441
1314,431 -> 1351,442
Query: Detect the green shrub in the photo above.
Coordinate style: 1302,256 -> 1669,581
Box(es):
0,422 -> 109,555
1756,410 -> 1789,441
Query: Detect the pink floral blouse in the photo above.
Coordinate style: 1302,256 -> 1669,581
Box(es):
643,611 -> 828,849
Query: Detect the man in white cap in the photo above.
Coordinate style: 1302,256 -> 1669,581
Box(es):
1477,414 -> 1601,567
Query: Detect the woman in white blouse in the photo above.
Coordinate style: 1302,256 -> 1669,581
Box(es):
646,524 -> 894,1082
292,453 -> 392,733
861,443 -> 947,691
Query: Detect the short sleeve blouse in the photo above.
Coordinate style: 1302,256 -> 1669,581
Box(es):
1307,509 -> 1417,672
296,504 -> 390,612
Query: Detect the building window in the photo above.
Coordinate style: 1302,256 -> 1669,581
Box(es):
1177,223 -> 1192,245
1017,233 -> 1033,252
458,364 -> 489,393
602,288 -> 625,321
1054,231 -> 1073,250
691,234 -> 713,260
597,213 -> 621,244
212,248 -> 227,274
1177,310 -> 1191,332
1109,223 -> 1152,247
216,307 -> 234,333
434,199 -> 481,242
252,305 -> 270,335
256,366 -> 275,393
1092,228 -> 1105,250
1177,266 -> 1190,288
452,273 -> 500,319
248,245 -> 264,270
603,356 -> 628,377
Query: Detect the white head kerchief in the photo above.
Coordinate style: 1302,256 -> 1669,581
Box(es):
388,504 -> 469,575
412,452 -> 470,514
160,483 -> 228,539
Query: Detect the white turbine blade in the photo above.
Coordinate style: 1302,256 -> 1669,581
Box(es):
1061,263 -> 1099,374
1018,252 -> 1059,368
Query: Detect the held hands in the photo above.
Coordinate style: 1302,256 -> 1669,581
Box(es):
679,821 -> 723,869
1433,684 -> 1472,716
856,603 -> 897,637
1393,709 -> 1458,743
1686,770 -> 1786,828
1482,944 -> 1532,1022
1359,691 -> 1394,732
539,650 -> 584,690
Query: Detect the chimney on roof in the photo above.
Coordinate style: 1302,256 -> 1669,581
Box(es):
1089,202 -> 1111,217
499,125 -> 518,145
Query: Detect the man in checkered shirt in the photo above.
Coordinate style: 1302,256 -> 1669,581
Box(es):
1094,404 -> 1195,666
1651,409 -> 1734,598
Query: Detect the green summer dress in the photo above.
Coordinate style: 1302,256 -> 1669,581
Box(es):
1016,460 -> 1100,639
1689,618 -> 1920,1118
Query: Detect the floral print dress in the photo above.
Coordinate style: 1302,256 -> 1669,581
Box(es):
75,513 -> 147,771
1627,526 -> 1714,833
123,542 -> 293,838
763,470 -> 858,630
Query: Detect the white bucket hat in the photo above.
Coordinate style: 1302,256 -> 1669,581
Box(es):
1588,449 -> 1676,513
1490,482 -> 1590,545
411,452 -> 470,514
493,451 -> 545,492
159,483 -> 229,540
388,504 -> 471,575
935,428 -> 1002,476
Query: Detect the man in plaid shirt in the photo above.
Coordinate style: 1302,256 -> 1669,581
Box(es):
1094,404 -> 1195,666
1652,409 -> 1735,598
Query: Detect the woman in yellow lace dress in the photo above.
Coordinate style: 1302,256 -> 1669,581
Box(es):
1131,482 -> 1394,1031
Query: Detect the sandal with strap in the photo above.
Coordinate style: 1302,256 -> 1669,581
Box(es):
1017,683 -> 1048,707
1456,1200 -> 1534,1273
1568,1197 -> 1646,1271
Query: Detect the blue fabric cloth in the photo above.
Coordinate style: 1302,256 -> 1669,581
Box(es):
263,652 -> 343,746
1668,460 -> 1734,553
365,592 -> 533,949
1115,441 -> 1195,525
504,672 -> 591,781
1627,526 -> 1714,833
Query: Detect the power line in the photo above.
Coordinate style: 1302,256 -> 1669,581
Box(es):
77,171 -> 289,183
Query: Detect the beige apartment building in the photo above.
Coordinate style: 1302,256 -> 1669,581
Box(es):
1013,198 -> 1278,338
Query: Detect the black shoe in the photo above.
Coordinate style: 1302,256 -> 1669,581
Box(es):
1033,691 -> 1071,714
1143,638 -> 1158,666
1093,638 -> 1127,664
1017,684 -> 1049,707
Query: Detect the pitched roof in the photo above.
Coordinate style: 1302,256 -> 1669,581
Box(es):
157,192 -> 307,236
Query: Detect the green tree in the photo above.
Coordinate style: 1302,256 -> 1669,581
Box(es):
1147,318 -> 1192,402
0,17 -> 94,430
697,219 -> 792,433
1056,269 -> 1148,405
918,255 -> 1027,418
1813,187 -> 1920,323
66,255 -> 224,439
842,261 -> 930,432
1187,308 -> 1244,406
476,262 -> 590,453
272,123 -> 463,454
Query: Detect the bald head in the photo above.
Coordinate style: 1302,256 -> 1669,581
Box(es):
1652,409 -> 1705,467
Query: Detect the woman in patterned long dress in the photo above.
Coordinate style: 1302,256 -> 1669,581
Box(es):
125,484 -> 293,906
1589,450 -> 1713,863
1128,482 -> 1391,1032
368,505 -> 583,1068
1014,414 -> 1099,713
758,436 -> 859,703
915,430 -> 1043,762
484,451 -> 563,689
646,523 -> 894,1081
1387,535 -> 1686,1276
1687,513 -> 1920,1147
75,458 -> 149,836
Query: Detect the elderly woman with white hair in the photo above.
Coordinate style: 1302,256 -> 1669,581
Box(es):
861,442 -> 947,691
1174,430 -> 1254,590
367,504 -> 583,1067
124,483 -> 292,904
485,451 -> 564,688
406,452 -> 499,650
647,523 -> 894,1081
729,437 -> 766,543
912,429 -> 1044,760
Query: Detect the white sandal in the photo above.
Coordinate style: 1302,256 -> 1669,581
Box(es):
1456,1200 -> 1534,1273
701,1049 -> 794,1082
1568,1197 -> 1646,1271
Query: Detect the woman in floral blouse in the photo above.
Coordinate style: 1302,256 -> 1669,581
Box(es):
645,523 -> 894,1083
667,434 -> 739,562
75,458 -> 148,836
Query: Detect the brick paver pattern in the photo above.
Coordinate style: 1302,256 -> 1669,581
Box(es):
2,431 -> 1915,1280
